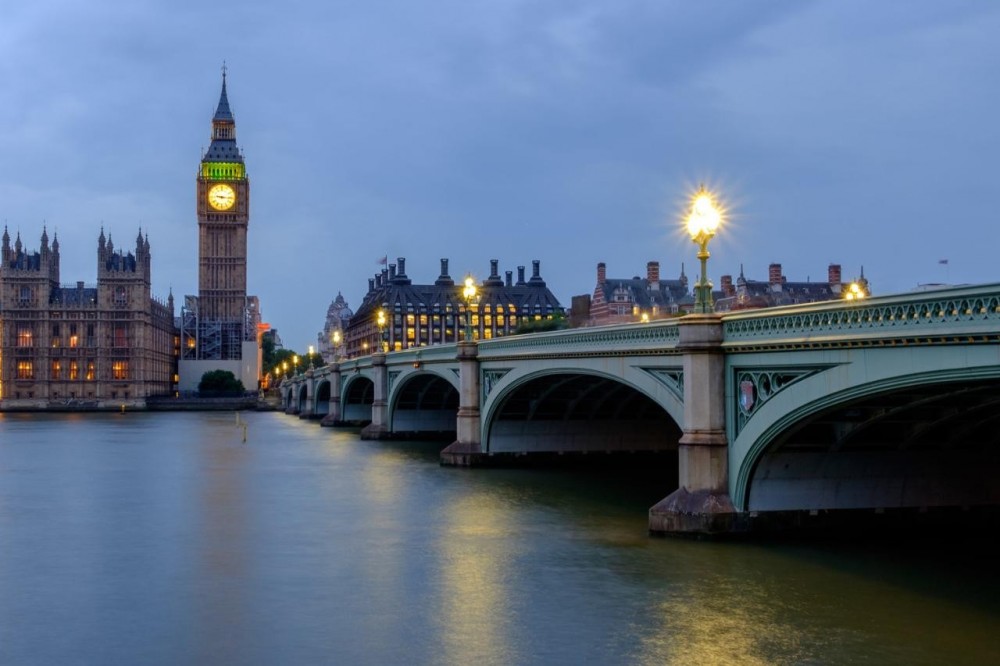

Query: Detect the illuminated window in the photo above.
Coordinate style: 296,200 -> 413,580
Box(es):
51,360 -> 61,380
69,324 -> 79,348
16,361 -> 33,379
17,328 -> 33,347
484,329 -> 492,339
112,360 -> 129,380
69,360 -> 79,380
407,328 -> 415,340
406,314 -> 415,325
484,315 -> 492,327
509,316 -> 517,326
86,360 -> 96,381
472,315 -> 479,326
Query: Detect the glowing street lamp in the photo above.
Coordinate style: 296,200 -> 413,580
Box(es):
844,281 -> 866,301
685,185 -> 723,314
462,275 -> 478,342
282,361 -> 288,377
376,308 -> 387,353
292,355 -> 299,375
332,329 -> 342,362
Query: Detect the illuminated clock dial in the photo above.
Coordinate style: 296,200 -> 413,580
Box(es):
208,183 -> 236,211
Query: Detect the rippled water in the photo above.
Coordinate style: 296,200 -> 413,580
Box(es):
0,412 -> 997,665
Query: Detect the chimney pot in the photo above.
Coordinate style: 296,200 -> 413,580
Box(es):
597,262 -> 606,283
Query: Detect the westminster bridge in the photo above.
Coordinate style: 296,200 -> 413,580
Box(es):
279,283 -> 1000,535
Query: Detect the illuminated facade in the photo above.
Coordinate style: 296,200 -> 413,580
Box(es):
344,258 -> 563,358
0,228 -> 176,407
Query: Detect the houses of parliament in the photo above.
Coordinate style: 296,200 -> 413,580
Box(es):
0,72 -> 259,408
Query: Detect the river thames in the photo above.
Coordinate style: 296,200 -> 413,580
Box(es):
0,411 -> 997,664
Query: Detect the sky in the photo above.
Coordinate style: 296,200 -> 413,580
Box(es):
1,0 -> 998,350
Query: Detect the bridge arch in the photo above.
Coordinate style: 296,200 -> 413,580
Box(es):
296,384 -> 308,413
314,379 -> 331,417
483,368 -> 683,455
341,375 -> 375,425
733,353 -> 1000,513
388,369 -> 460,436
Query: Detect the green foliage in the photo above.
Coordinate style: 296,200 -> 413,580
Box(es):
265,348 -> 325,378
513,312 -> 568,335
198,370 -> 246,396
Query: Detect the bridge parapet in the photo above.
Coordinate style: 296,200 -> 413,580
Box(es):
478,320 -> 681,359
723,283 -> 1000,349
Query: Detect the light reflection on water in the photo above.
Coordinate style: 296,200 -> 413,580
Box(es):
0,412 -> 997,665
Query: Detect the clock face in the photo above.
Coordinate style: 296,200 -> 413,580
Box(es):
208,183 -> 236,211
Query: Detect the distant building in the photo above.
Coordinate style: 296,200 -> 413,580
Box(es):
0,228 -> 177,408
344,258 -> 563,358
317,292 -> 353,362
589,261 -> 691,326
586,261 -> 869,325
714,263 -> 870,311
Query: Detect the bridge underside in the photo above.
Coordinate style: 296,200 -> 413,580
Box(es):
749,379 -> 1000,513
391,375 -> 458,437
488,374 -> 682,455
342,378 -> 374,425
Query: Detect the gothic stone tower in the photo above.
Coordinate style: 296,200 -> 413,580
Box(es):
196,69 -> 249,360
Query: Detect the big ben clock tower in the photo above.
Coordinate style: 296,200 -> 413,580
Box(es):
195,67 -> 250,360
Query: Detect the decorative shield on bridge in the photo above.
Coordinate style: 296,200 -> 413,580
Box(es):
739,379 -> 756,413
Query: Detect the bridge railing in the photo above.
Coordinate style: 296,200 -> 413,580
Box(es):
722,282 -> 1000,347
477,319 -> 681,359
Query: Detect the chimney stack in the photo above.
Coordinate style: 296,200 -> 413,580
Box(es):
389,263 -> 396,280
721,274 -> 734,296
647,261 -> 660,286
397,257 -> 406,277
597,262 -> 606,284
828,263 -> 842,285
517,266 -> 526,285
505,271 -> 513,287
769,263 -> 782,285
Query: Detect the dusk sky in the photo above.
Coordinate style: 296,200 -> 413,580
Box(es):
2,1 -> 997,350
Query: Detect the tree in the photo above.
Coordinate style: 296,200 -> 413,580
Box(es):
198,370 -> 246,396
513,312 -> 569,335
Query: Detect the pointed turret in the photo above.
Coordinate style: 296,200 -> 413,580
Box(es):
203,66 -> 243,164
14,231 -> 22,255
213,66 -> 234,122
2,226 -> 9,263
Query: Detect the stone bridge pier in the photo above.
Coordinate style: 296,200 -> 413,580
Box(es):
440,342 -> 482,465
319,363 -> 342,426
648,315 -> 743,535
359,353 -> 388,439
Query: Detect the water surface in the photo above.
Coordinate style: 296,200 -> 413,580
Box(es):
0,412 -> 997,664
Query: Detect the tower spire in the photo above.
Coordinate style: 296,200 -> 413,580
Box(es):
214,63 -> 234,122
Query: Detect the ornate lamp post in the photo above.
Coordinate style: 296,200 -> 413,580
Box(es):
332,329 -> 342,362
292,355 -> 299,375
462,275 -> 478,342
282,361 -> 288,378
686,185 -> 723,314
376,308 -> 387,353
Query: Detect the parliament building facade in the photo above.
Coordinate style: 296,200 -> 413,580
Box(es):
0,228 -> 176,408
